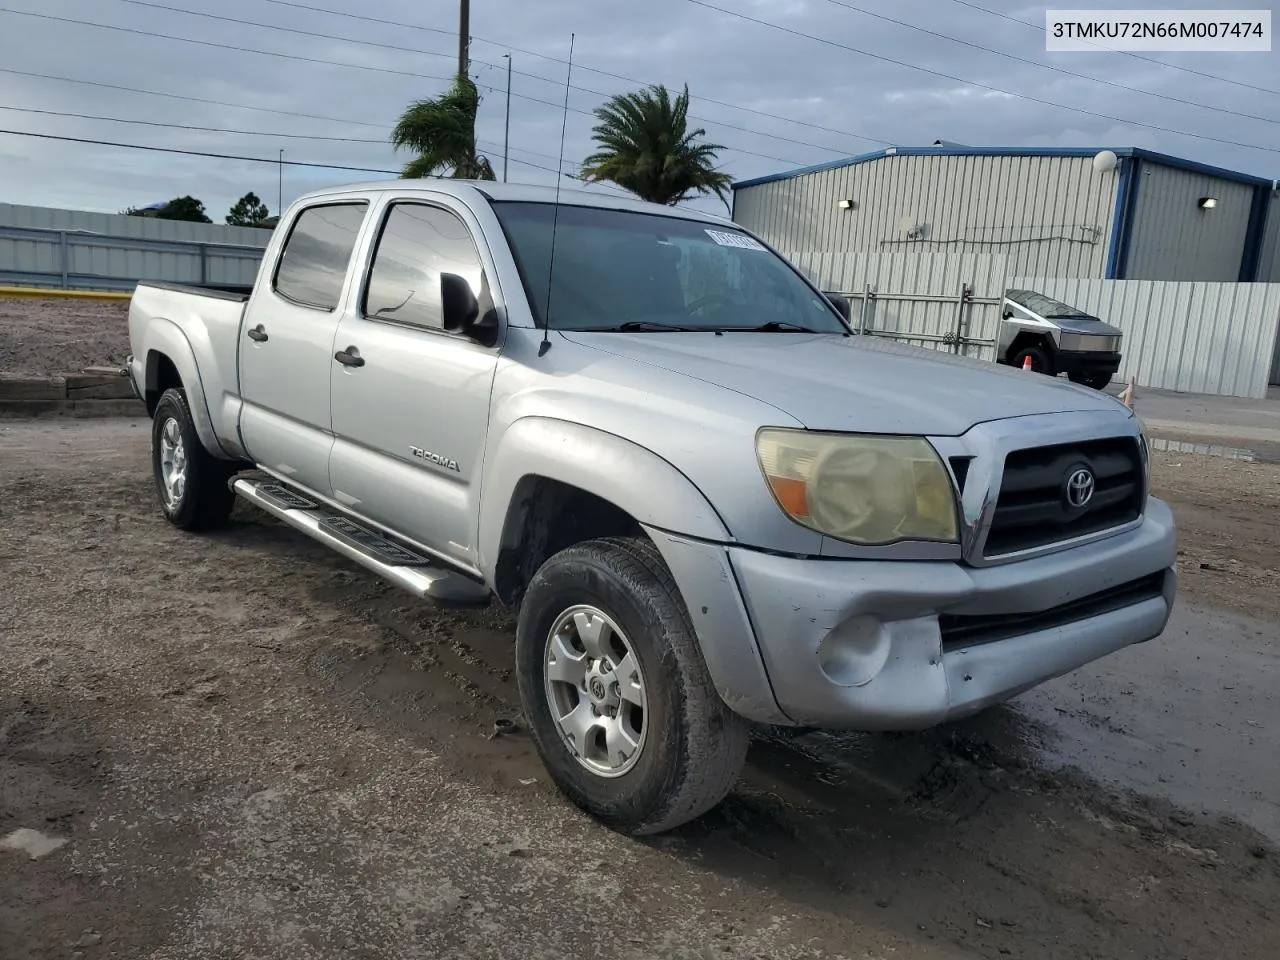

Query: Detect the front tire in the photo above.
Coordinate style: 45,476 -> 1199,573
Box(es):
516,537 -> 749,834
1010,345 -> 1055,376
151,387 -> 236,531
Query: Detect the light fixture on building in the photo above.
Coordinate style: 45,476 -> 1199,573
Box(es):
837,198 -> 855,210
1198,196 -> 1218,209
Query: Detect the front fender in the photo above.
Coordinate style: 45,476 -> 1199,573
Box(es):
475,416 -> 730,579
142,319 -> 230,459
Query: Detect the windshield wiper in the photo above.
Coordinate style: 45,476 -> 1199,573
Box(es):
576,320 -> 703,332
719,320 -> 824,333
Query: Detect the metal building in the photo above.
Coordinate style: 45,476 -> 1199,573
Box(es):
731,146 -> 1276,283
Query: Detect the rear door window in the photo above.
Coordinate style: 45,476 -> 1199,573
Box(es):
273,202 -> 369,310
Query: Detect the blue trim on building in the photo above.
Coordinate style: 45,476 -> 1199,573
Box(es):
1116,159 -> 1143,279
1239,184 -> 1272,281
1104,157 -> 1134,280
731,145 -> 1274,191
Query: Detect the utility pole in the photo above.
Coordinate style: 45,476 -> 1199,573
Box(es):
502,53 -> 512,183
277,149 -> 283,215
458,0 -> 470,76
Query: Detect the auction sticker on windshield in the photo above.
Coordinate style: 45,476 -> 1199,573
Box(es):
705,229 -> 767,251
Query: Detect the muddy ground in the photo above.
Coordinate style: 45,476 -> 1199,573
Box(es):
0,300 -> 130,376
2,418 -> 1278,960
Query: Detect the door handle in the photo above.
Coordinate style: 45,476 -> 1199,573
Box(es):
334,347 -> 365,368
246,324 -> 268,342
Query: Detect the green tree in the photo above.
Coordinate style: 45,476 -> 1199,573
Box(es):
226,191 -> 271,227
124,196 -> 212,222
579,83 -> 732,207
390,74 -> 495,180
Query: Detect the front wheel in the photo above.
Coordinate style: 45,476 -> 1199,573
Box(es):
515,537 -> 750,834
151,387 -> 237,531
1010,345 -> 1055,376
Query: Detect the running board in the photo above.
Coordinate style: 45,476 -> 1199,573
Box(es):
232,477 -> 490,606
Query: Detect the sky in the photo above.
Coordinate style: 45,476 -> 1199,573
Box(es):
0,0 -> 1277,223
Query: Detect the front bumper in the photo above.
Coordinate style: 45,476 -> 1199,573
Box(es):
1056,350 -> 1122,378
652,497 -> 1177,730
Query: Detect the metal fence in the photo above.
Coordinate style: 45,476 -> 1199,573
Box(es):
1014,277 -> 1280,399
0,223 -> 267,293
789,251 -> 1009,361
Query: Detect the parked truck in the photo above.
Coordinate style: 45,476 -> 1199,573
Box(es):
126,181 -> 1178,835
998,288 -> 1125,389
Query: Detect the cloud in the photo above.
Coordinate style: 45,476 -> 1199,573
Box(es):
0,0 -> 1275,223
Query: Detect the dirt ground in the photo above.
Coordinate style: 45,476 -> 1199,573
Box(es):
1,418 -> 1277,960
0,300 -> 130,376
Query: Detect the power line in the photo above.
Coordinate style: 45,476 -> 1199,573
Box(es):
100,0 -> 848,160
945,0 -> 1280,98
818,0 -> 1280,126
99,0 -> 865,158
0,67 -> 573,165
250,0 -> 892,149
0,103 -> 577,172
0,6 -> 812,168
685,0 -> 1280,157
0,127 -> 401,173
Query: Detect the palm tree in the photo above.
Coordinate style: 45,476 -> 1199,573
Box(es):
390,74 -> 495,180
579,83 -> 733,207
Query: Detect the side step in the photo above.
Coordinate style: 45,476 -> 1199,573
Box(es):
232,477 -> 491,606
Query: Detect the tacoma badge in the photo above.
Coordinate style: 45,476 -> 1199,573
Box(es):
409,446 -> 460,472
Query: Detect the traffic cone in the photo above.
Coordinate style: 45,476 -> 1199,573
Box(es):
1022,355 -> 1032,372
1119,375 -> 1136,408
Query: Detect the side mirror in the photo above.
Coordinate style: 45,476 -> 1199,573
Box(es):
1002,310 -> 1014,320
440,272 -> 480,332
823,291 -> 852,321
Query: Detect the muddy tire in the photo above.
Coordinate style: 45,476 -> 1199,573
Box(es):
151,388 -> 236,531
515,537 -> 749,834
1010,345 -> 1055,376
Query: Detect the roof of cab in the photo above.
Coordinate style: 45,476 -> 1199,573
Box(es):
289,178 -> 735,225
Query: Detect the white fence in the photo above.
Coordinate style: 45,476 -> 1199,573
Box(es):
785,248 -> 1280,399
789,252 -> 1009,361
0,202 -> 271,292
1015,277 -> 1280,399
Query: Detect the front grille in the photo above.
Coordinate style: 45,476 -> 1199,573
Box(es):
983,436 -> 1144,558
939,571 -> 1166,652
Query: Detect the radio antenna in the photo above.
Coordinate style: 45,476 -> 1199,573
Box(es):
539,31 -> 574,358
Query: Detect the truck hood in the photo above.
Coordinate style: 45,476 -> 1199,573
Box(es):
559,331 -> 1129,436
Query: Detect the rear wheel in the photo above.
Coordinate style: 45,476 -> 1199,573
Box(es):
151,387 -> 237,531
1010,345 -> 1055,376
515,537 -> 750,834
1069,370 -> 1113,390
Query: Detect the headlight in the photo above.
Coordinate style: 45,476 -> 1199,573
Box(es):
756,429 -> 959,545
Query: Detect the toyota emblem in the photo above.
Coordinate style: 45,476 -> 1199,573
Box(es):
1065,467 -> 1096,508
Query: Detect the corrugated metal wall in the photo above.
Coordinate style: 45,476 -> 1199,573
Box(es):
0,203 -> 271,245
0,202 -> 270,291
788,250 -> 1008,361
1259,194 -> 1280,283
1015,277 -> 1280,398
735,153 -> 1118,278
1123,166 -> 1255,281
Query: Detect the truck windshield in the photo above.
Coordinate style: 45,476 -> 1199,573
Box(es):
1007,288 -> 1094,320
489,201 -> 848,334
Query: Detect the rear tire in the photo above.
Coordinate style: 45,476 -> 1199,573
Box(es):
151,387 -> 236,531
1010,345 -> 1055,376
1069,371 -> 1113,390
515,537 -> 749,834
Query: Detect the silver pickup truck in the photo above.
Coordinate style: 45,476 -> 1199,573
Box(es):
126,181 -> 1177,834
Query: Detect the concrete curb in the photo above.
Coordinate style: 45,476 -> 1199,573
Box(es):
0,371 -> 143,419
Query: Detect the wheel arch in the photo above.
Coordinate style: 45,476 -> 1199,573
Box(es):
478,417 -> 730,607
1004,331 -> 1057,365
141,319 -> 231,459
